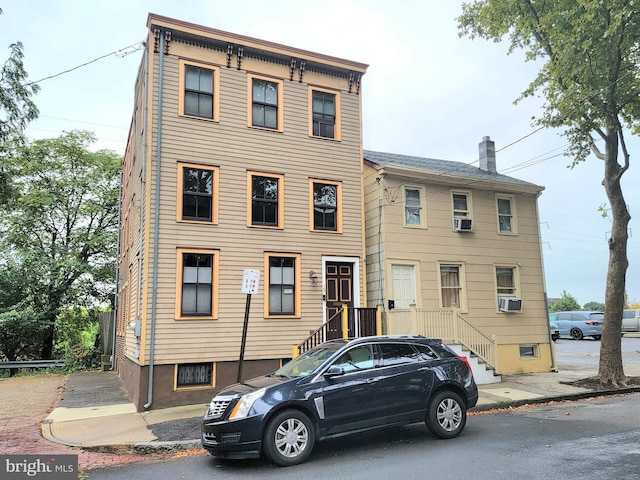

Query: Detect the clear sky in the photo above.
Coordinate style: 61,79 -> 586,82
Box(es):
2,0 -> 638,305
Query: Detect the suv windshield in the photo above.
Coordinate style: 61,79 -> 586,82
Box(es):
275,342 -> 344,378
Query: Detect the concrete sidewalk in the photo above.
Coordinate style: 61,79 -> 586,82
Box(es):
41,368 -> 640,454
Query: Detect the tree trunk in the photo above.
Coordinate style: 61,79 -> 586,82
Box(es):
40,317 -> 56,360
597,128 -> 630,386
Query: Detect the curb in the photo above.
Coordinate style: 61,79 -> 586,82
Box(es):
470,385 -> 640,413
82,440 -> 202,455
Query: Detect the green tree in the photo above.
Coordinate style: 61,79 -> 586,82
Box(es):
549,291 -> 581,313
0,130 -> 121,360
458,0 -> 640,387
583,301 -> 605,311
0,7 -> 40,205
54,307 -> 102,370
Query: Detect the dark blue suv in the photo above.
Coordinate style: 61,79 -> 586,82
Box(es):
201,335 -> 478,466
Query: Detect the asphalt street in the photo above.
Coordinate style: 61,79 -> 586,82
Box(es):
86,392 -> 640,480
555,336 -> 640,369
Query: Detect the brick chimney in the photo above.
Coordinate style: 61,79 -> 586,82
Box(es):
479,136 -> 496,173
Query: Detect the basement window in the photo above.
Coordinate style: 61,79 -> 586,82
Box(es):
519,345 -> 538,358
176,363 -> 214,388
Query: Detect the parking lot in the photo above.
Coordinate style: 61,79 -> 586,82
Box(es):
555,335 -> 640,370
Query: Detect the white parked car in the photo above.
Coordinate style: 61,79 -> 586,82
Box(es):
622,309 -> 640,334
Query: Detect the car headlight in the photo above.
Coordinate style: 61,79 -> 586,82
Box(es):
228,388 -> 266,419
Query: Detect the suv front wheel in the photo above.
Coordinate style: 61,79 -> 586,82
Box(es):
262,410 -> 315,466
426,390 -> 466,439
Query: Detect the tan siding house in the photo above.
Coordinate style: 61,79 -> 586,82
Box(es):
363,139 -> 553,377
116,14 -> 368,410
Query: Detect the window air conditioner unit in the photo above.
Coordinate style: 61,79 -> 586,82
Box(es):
453,217 -> 473,232
498,297 -> 523,313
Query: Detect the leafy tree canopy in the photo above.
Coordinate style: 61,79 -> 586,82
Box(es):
0,130 -> 121,359
549,290 -> 581,313
458,0 -> 639,386
1,7 -> 40,204
583,301 -> 605,312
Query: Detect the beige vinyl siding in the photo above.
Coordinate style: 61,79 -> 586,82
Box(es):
118,59 -> 148,366
139,51 -> 365,364
363,163 -> 384,308
373,172 -> 547,346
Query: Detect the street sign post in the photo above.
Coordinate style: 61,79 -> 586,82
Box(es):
238,269 -> 260,382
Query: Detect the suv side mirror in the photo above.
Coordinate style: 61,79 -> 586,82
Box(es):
324,366 -> 345,378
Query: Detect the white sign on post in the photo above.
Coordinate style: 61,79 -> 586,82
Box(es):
242,269 -> 260,294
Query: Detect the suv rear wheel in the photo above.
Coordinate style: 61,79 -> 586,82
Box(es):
262,410 -> 315,466
426,390 -> 466,439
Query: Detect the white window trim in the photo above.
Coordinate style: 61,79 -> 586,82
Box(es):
496,193 -> 518,235
451,190 -> 473,228
403,185 -> 427,228
494,264 -> 521,311
436,261 -> 468,313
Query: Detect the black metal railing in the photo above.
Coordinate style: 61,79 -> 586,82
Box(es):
295,306 -> 379,356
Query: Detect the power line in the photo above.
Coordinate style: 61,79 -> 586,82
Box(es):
22,41 -> 144,87
38,115 -> 128,130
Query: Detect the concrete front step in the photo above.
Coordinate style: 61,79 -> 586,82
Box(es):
447,344 -> 501,385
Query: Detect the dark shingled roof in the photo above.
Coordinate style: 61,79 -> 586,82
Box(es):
363,150 -> 543,190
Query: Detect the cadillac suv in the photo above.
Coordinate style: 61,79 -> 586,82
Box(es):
202,335 -> 478,466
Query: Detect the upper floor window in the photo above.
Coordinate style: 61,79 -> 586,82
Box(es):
310,179 -> 342,232
248,74 -> 283,131
404,186 -> 427,227
452,191 -> 471,218
265,253 -> 301,317
177,163 -> 219,224
176,249 -> 219,319
309,87 -> 341,140
179,60 -> 220,121
247,171 -> 284,228
439,263 -> 467,311
496,194 -> 517,234
496,266 -> 518,296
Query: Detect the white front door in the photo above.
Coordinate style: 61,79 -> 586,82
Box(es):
392,265 -> 416,309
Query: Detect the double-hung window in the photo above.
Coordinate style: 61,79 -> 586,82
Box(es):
177,163 -> 219,224
248,171 -> 284,228
179,60 -> 220,121
496,194 -> 517,234
439,263 -> 467,311
265,253 -> 300,317
177,249 -> 219,319
309,87 -> 340,140
310,179 -> 342,232
496,266 -> 518,296
249,75 -> 282,130
404,186 -> 426,227
452,191 -> 471,218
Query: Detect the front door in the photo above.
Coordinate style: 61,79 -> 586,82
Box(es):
392,265 -> 416,309
325,262 -> 353,339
